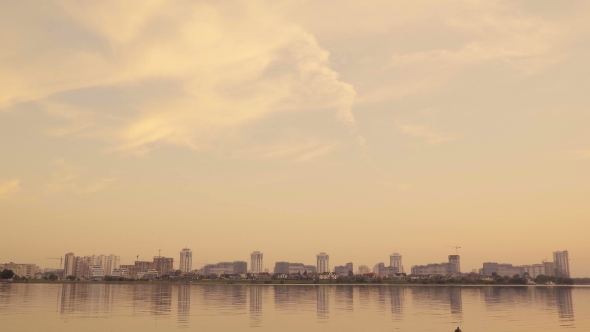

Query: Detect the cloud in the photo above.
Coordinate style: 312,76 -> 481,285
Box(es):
0,1 -> 359,155
570,150 -> 590,160
375,181 -> 411,191
395,121 -> 456,144
45,159 -> 116,194
388,1 -> 572,75
0,179 -> 21,200
232,140 -> 339,163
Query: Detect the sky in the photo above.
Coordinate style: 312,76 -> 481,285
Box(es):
1,0 -> 589,277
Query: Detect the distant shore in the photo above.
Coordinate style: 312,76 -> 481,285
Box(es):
3,279 -> 588,286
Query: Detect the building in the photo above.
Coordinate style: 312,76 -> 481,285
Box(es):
317,252 -> 329,273
543,261 -> 556,277
522,264 -> 546,278
273,262 -> 317,274
481,262 -> 523,277
553,251 -> 570,278
203,261 -> 248,276
334,262 -> 353,276
119,264 -> 138,278
411,255 -> 461,276
0,263 -> 37,278
97,254 -> 120,275
448,255 -> 461,274
112,268 -> 130,277
358,265 -> 370,274
135,261 -> 152,273
65,254 -> 120,277
373,262 -> 400,276
390,253 -> 403,273
179,248 -> 192,273
274,262 -> 289,274
63,253 -> 75,277
234,261 -> 247,274
373,262 -> 385,275
153,256 -> 174,276
251,251 -> 263,274
88,265 -> 104,280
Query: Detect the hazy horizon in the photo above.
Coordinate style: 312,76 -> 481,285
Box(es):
1,0 -> 589,277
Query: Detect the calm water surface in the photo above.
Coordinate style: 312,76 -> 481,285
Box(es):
1,284 -> 588,331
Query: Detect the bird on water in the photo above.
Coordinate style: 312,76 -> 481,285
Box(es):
455,327 -> 462,332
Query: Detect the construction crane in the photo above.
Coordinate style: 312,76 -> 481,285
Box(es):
446,245 -> 462,255
46,257 -> 63,270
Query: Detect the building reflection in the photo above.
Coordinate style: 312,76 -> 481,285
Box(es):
177,285 -> 191,328
334,285 -> 354,312
556,288 -> 574,322
274,286 -> 315,312
449,287 -> 462,318
249,286 -> 263,327
389,286 -> 404,320
317,286 -> 329,320
151,283 -> 172,316
59,284 -> 114,317
411,286 -> 463,319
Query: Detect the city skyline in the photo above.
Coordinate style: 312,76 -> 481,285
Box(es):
10,248 -> 574,278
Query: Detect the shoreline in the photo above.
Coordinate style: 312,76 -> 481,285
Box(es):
2,280 -> 587,286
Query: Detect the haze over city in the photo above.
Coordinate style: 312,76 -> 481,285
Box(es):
1,0 -> 590,278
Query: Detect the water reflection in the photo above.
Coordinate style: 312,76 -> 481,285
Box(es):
411,286 -> 463,321
389,286 -> 404,320
1,284 -> 585,331
249,286 -> 263,327
556,288 -> 574,323
177,285 -> 190,328
334,285 -> 353,312
316,286 -> 329,320
59,284 -> 115,317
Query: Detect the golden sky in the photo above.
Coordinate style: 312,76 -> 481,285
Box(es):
1,0 -> 589,276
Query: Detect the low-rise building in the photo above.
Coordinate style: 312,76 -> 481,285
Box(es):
334,263 -> 353,276
203,261 -> 248,276
0,263 -> 37,278
318,272 -> 338,280
88,265 -> 104,280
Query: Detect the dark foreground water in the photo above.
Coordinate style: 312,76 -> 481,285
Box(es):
1,284 -> 588,331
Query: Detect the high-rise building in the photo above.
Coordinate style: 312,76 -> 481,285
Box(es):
63,253 -> 75,277
543,261 -> 556,277
251,251 -> 263,274
553,251 -> 570,278
179,248 -> 192,273
448,255 -> 461,274
373,262 -> 385,275
317,252 -> 329,274
390,253 -> 403,273
153,256 -> 174,276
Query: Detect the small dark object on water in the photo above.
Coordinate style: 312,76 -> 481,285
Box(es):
455,327 -> 461,332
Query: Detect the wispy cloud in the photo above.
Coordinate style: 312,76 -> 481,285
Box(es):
570,149 -> 590,160
0,1 -> 360,155
395,121 -> 456,144
0,179 -> 21,200
45,159 -> 116,194
375,181 -> 411,191
240,140 -> 339,163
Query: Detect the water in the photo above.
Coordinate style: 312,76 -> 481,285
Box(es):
1,284 -> 588,331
